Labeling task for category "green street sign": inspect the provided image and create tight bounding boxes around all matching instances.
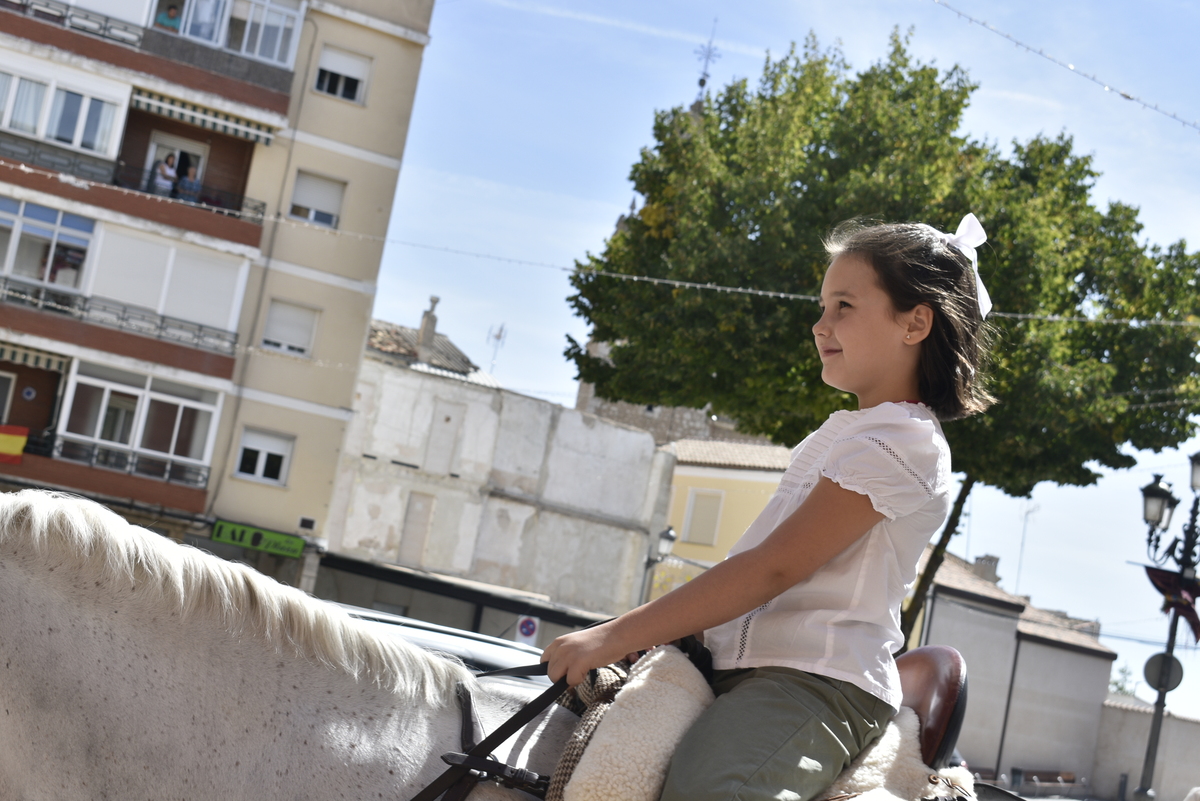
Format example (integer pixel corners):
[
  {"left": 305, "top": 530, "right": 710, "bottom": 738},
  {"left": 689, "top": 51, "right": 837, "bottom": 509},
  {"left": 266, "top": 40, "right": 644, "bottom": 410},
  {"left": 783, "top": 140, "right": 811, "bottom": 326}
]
[{"left": 212, "top": 519, "right": 306, "bottom": 559}]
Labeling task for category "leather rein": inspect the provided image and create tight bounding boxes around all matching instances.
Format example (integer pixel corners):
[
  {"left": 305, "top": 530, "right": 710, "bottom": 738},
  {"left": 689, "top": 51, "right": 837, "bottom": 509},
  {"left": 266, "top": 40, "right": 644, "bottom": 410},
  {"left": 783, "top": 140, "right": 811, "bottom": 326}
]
[{"left": 409, "top": 662, "right": 567, "bottom": 801}]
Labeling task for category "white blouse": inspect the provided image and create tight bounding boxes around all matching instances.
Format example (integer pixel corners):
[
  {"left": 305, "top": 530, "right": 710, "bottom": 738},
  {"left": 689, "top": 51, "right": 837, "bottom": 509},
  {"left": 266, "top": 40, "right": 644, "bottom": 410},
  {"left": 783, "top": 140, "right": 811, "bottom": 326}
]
[{"left": 704, "top": 401, "right": 951, "bottom": 710}]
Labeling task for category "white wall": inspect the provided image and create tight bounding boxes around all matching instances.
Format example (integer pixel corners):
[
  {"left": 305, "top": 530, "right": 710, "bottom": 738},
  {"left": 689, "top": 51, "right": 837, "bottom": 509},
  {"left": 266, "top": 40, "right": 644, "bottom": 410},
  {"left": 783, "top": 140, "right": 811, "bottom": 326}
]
[
  {"left": 1000, "top": 640, "right": 1110, "bottom": 781},
  {"left": 924, "top": 592, "right": 1020, "bottom": 770},
  {"left": 327, "top": 358, "right": 675, "bottom": 615},
  {"left": 1093, "top": 702, "right": 1200, "bottom": 801}
]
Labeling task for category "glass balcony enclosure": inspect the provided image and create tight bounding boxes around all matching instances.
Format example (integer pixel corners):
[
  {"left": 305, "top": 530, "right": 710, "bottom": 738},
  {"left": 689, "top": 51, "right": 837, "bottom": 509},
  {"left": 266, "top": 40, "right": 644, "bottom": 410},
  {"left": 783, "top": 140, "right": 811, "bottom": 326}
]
[
  {"left": 150, "top": 0, "right": 303, "bottom": 68},
  {"left": 59, "top": 361, "right": 221, "bottom": 488},
  {"left": 0, "top": 68, "right": 123, "bottom": 161}
]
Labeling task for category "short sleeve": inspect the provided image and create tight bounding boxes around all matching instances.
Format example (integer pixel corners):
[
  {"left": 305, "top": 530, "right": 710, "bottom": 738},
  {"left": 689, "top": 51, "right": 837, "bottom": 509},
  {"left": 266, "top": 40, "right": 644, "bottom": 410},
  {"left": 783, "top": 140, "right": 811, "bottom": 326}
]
[{"left": 819, "top": 404, "right": 947, "bottom": 520}]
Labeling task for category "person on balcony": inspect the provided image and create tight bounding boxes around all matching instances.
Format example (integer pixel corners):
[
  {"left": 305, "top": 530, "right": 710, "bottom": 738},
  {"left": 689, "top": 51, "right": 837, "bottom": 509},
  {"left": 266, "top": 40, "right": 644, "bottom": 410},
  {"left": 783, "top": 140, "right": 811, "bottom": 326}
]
[
  {"left": 177, "top": 166, "right": 202, "bottom": 204},
  {"left": 154, "top": 4, "right": 181, "bottom": 32},
  {"left": 151, "top": 154, "right": 177, "bottom": 197}
]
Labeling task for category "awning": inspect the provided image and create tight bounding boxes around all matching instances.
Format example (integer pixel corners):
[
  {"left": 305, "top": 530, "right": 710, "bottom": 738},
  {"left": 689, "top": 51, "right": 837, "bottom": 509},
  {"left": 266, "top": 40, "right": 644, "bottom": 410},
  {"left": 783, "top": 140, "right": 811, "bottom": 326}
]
[
  {"left": 0, "top": 343, "right": 68, "bottom": 373},
  {"left": 131, "top": 89, "right": 276, "bottom": 145}
]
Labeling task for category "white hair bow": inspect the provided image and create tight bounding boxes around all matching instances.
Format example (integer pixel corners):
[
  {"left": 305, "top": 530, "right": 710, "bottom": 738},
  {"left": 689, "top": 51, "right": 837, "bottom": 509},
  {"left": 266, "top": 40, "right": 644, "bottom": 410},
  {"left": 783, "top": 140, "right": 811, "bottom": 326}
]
[{"left": 939, "top": 213, "right": 991, "bottom": 318}]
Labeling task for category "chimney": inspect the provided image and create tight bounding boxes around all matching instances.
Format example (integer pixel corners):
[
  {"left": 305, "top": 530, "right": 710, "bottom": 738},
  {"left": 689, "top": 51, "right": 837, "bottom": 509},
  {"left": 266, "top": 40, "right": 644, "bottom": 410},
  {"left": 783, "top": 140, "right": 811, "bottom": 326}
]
[
  {"left": 417, "top": 295, "right": 439, "bottom": 363},
  {"left": 972, "top": 554, "right": 1000, "bottom": 583}
]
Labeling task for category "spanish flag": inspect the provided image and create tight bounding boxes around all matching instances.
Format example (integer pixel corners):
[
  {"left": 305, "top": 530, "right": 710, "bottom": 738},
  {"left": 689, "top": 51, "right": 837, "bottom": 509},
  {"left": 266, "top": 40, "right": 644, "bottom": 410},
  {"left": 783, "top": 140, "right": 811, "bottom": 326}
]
[{"left": 0, "top": 425, "right": 28, "bottom": 465}]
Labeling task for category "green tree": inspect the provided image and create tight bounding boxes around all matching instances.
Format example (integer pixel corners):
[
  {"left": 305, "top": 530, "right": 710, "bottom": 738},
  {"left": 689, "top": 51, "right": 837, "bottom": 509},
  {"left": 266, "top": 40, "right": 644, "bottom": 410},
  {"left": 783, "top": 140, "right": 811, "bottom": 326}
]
[
  {"left": 567, "top": 35, "right": 1200, "bottom": 638},
  {"left": 1110, "top": 663, "right": 1136, "bottom": 697}
]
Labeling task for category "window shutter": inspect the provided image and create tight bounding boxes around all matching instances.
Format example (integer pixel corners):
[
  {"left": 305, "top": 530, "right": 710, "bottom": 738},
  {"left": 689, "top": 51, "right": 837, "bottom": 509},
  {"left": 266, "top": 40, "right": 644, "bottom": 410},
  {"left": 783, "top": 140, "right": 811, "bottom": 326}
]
[
  {"left": 318, "top": 47, "right": 370, "bottom": 81},
  {"left": 263, "top": 301, "right": 317, "bottom": 354},
  {"left": 292, "top": 172, "right": 344, "bottom": 216}
]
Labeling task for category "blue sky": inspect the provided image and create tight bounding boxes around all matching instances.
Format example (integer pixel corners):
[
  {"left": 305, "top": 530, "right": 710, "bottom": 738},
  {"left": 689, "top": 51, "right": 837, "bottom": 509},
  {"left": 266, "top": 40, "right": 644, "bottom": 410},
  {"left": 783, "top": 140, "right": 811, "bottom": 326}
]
[{"left": 374, "top": 0, "right": 1200, "bottom": 718}]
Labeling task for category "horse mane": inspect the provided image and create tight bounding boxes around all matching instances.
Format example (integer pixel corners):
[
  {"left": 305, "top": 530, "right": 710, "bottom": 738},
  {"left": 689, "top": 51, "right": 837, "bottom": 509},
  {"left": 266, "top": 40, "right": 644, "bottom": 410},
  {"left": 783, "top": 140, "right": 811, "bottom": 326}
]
[{"left": 0, "top": 489, "right": 473, "bottom": 705}]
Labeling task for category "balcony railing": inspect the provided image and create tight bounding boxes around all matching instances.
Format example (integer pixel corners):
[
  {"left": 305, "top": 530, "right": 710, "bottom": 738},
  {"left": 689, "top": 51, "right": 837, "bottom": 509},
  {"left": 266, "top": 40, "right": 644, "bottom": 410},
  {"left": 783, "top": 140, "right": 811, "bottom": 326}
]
[
  {"left": 0, "top": 0, "right": 143, "bottom": 46},
  {"left": 112, "top": 164, "right": 266, "bottom": 225},
  {"left": 0, "top": 275, "right": 238, "bottom": 356},
  {"left": 55, "top": 433, "right": 210, "bottom": 488},
  {"left": 0, "top": 130, "right": 115, "bottom": 183}
]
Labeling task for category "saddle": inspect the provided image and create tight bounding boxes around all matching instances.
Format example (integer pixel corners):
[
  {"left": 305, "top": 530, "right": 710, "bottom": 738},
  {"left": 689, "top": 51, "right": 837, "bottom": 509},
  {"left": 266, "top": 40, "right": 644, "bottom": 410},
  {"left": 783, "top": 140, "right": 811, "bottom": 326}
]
[{"left": 413, "top": 644, "right": 971, "bottom": 801}]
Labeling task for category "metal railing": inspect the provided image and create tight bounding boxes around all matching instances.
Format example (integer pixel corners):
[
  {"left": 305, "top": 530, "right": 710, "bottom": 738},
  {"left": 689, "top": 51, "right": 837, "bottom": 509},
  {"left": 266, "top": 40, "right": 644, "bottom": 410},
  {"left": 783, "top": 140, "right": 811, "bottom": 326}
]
[
  {"left": 0, "top": 275, "right": 238, "bottom": 356},
  {"left": 0, "top": 0, "right": 143, "bottom": 46},
  {"left": 0, "top": 131, "right": 115, "bottom": 183},
  {"left": 112, "top": 163, "right": 267, "bottom": 224},
  {"left": 55, "top": 434, "right": 211, "bottom": 489}
]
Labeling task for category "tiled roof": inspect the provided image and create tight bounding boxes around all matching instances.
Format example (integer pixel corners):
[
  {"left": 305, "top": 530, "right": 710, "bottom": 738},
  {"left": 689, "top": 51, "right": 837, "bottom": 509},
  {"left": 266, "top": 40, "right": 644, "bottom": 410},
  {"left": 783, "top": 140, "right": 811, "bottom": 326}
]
[
  {"left": 1018, "top": 606, "right": 1115, "bottom": 657},
  {"left": 669, "top": 439, "right": 791, "bottom": 471},
  {"left": 923, "top": 549, "right": 1027, "bottom": 608},
  {"left": 368, "top": 319, "right": 478, "bottom": 375},
  {"left": 926, "top": 550, "right": 1115, "bottom": 657}
]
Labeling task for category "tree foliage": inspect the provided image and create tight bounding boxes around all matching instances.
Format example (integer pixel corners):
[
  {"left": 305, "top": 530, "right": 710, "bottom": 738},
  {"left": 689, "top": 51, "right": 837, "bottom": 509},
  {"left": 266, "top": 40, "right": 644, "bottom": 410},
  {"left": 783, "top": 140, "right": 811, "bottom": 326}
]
[{"left": 566, "top": 34, "right": 1200, "bottom": 636}]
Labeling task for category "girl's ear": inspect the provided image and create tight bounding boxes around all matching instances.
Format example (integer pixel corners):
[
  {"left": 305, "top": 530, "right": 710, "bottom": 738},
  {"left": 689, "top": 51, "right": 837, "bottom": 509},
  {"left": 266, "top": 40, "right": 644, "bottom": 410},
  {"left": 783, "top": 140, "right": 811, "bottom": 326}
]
[{"left": 905, "top": 304, "right": 933, "bottom": 344}]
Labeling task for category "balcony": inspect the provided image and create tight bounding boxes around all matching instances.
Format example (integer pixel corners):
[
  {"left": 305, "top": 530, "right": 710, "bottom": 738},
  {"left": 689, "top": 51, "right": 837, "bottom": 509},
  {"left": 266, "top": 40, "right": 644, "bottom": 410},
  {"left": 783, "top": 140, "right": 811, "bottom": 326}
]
[
  {"left": 1, "top": 275, "right": 238, "bottom": 356},
  {"left": 0, "top": 0, "right": 296, "bottom": 92},
  {"left": 55, "top": 433, "right": 210, "bottom": 488},
  {"left": 112, "top": 163, "right": 266, "bottom": 222}
]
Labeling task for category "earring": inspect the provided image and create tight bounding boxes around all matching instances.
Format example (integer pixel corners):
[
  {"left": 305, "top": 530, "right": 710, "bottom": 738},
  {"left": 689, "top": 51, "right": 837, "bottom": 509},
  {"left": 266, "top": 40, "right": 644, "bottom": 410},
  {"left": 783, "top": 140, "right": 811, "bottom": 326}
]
[{"left": 906, "top": 334, "right": 911, "bottom": 340}]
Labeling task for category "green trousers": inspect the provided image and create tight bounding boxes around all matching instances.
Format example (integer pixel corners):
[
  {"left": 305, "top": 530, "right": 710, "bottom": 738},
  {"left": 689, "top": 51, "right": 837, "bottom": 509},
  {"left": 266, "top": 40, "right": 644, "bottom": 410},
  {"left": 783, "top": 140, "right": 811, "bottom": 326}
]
[{"left": 659, "top": 666, "right": 894, "bottom": 801}]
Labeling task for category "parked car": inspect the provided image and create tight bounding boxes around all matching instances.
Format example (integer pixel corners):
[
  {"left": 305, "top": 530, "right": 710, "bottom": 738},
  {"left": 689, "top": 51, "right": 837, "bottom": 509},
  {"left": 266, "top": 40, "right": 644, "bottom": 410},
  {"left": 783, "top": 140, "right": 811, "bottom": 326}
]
[{"left": 337, "top": 604, "right": 551, "bottom": 686}]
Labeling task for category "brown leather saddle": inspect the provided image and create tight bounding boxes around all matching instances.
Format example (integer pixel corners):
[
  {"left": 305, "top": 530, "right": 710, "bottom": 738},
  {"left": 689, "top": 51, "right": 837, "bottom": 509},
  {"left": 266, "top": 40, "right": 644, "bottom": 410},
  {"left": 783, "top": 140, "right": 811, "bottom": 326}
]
[{"left": 895, "top": 644, "right": 969, "bottom": 770}]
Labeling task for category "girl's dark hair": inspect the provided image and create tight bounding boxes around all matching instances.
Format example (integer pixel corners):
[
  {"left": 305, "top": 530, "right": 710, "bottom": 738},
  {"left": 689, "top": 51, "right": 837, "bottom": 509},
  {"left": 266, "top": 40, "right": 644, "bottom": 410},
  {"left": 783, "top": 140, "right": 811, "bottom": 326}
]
[{"left": 824, "top": 219, "right": 994, "bottom": 421}]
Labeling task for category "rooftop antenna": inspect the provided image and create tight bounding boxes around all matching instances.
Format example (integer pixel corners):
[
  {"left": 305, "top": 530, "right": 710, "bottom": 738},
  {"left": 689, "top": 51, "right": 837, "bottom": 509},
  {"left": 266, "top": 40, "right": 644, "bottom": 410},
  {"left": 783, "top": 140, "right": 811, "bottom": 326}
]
[
  {"left": 486, "top": 323, "right": 507, "bottom": 373},
  {"left": 694, "top": 18, "right": 720, "bottom": 102}
]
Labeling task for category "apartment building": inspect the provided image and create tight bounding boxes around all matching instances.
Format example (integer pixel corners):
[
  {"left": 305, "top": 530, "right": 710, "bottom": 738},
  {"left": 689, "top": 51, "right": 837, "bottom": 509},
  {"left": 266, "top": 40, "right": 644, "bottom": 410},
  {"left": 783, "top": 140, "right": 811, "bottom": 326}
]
[{"left": 0, "top": 0, "right": 432, "bottom": 586}]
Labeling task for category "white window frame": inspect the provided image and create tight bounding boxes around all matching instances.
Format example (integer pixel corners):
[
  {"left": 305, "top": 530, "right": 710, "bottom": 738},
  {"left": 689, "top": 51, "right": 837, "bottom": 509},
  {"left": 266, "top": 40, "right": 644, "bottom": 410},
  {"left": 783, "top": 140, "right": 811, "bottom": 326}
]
[
  {"left": 0, "top": 198, "right": 96, "bottom": 292},
  {"left": 314, "top": 46, "right": 371, "bottom": 104},
  {"left": 682, "top": 488, "right": 724, "bottom": 546},
  {"left": 155, "top": 0, "right": 303, "bottom": 69},
  {"left": 235, "top": 427, "right": 294, "bottom": 485},
  {"left": 56, "top": 361, "right": 222, "bottom": 470},
  {"left": 0, "top": 69, "right": 124, "bottom": 159},
  {"left": 0, "top": 369, "right": 15, "bottom": 424},
  {"left": 289, "top": 170, "right": 345, "bottom": 229}
]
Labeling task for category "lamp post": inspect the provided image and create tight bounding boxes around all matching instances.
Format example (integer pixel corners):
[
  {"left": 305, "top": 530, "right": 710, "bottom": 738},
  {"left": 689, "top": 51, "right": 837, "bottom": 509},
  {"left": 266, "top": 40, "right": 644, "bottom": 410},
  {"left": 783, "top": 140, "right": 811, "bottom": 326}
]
[
  {"left": 640, "top": 526, "right": 677, "bottom": 605},
  {"left": 1132, "top": 454, "right": 1200, "bottom": 801}
]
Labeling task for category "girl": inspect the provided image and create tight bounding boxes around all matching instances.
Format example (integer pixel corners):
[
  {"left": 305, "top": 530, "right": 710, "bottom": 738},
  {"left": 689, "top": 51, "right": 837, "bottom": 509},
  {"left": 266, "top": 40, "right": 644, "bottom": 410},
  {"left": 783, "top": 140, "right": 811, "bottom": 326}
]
[{"left": 542, "top": 214, "right": 993, "bottom": 801}]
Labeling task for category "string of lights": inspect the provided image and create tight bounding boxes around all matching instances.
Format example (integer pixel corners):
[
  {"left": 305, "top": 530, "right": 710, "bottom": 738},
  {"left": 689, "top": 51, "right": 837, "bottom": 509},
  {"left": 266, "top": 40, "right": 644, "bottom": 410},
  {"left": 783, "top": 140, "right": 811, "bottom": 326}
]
[
  {"left": 3, "top": 157, "right": 1199, "bottom": 329},
  {"left": 929, "top": 0, "right": 1200, "bottom": 134}
]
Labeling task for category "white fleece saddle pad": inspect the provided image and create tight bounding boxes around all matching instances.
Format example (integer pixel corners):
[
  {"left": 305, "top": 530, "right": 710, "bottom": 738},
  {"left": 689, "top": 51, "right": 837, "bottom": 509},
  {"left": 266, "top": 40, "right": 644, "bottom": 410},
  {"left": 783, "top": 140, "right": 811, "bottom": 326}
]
[{"left": 563, "top": 647, "right": 974, "bottom": 801}]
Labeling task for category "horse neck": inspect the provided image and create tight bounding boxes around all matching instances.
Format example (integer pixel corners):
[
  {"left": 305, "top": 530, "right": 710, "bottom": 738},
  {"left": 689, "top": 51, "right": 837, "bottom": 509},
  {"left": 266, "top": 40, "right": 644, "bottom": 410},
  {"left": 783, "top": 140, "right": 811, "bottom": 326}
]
[{"left": 0, "top": 547, "right": 476, "bottom": 799}]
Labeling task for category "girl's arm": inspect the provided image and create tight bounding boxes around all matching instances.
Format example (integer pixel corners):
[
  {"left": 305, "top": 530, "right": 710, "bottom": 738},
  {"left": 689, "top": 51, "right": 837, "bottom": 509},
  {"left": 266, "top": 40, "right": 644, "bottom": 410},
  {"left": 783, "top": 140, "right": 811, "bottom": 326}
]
[{"left": 542, "top": 476, "right": 886, "bottom": 685}]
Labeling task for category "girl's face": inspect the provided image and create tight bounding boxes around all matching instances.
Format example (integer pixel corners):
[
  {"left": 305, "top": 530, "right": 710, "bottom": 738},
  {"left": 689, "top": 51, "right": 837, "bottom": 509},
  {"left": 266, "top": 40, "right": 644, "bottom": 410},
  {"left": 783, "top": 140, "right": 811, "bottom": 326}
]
[{"left": 813, "top": 254, "right": 926, "bottom": 408}]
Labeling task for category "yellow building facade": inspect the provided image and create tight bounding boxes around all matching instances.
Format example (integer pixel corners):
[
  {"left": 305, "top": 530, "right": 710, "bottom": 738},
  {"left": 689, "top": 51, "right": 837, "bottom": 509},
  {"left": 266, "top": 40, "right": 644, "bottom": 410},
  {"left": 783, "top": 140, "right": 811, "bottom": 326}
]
[{"left": 650, "top": 439, "right": 789, "bottom": 599}]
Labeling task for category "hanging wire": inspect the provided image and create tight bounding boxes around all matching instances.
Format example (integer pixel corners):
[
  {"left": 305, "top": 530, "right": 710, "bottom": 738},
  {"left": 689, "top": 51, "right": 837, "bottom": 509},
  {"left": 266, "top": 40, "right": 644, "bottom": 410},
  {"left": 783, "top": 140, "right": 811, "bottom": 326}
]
[
  {"left": 929, "top": 0, "right": 1200, "bottom": 134},
  {"left": 3, "top": 158, "right": 1199, "bottom": 328}
]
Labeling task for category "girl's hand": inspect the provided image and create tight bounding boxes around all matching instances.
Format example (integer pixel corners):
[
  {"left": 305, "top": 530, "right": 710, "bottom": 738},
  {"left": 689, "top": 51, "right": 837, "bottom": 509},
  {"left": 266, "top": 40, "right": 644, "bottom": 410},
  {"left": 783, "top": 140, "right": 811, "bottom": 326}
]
[{"left": 541, "top": 622, "right": 635, "bottom": 687}]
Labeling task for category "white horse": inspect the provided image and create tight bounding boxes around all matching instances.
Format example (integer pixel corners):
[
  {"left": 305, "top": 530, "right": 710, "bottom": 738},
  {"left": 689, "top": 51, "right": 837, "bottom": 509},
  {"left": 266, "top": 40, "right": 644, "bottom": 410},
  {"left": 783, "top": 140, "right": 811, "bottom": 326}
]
[{"left": 0, "top": 490, "right": 574, "bottom": 800}]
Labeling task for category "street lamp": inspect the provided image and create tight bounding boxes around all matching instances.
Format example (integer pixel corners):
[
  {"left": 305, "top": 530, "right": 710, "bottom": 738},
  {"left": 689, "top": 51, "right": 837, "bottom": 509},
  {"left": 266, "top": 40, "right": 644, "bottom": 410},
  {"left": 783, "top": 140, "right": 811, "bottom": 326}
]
[
  {"left": 640, "top": 526, "right": 677, "bottom": 604},
  {"left": 1133, "top": 457, "right": 1200, "bottom": 801}
]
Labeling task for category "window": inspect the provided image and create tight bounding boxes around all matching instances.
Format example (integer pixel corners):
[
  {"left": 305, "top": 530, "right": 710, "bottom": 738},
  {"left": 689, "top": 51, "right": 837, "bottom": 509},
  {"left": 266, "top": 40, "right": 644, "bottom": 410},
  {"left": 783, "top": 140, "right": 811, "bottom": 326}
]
[
  {"left": 289, "top": 172, "right": 344, "bottom": 228},
  {"left": 154, "top": 0, "right": 301, "bottom": 66},
  {"left": 236, "top": 428, "right": 293, "bottom": 483},
  {"left": 261, "top": 300, "right": 317, "bottom": 356},
  {"left": 47, "top": 89, "right": 116, "bottom": 153},
  {"left": 682, "top": 489, "right": 723, "bottom": 546},
  {"left": 59, "top": 362, "right": 219, "bottom": 485},
  {"left": 0, "top": 70, "right": 118, "bottom": 154},
  {"left": 0, "top": 199, "right": 94, "bottom": 290},
  {"left": 9, "top": 77, "right": 45, "bottom": 135},
  {"left": 0, "top": 371, "right": 14, "bottom": 423},
  {"left": 225, "top": 0, "right": 301, "bottom": 65},
  {"left": 315, "top": 47, "right": 370, "bottom": 103}
]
